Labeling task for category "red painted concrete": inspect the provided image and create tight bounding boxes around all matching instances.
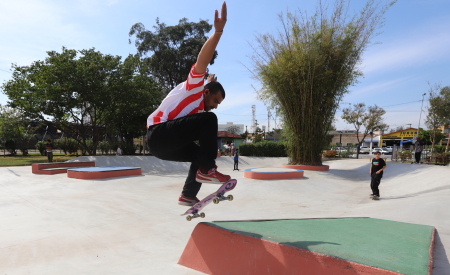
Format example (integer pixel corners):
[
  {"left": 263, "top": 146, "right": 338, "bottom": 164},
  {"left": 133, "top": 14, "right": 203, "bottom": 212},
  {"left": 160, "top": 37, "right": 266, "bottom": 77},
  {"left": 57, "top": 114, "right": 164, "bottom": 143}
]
[
  {"left": 32, "top": 162, "right": 95, "bottom": 174},
  {"left": 282, "top": 164, "right": 329, "bottom": 171},
  {"left": 429, "top": 228, "right": 436, "bottom": 275},
  {"left": 244, "top": 169, "right": 304, "bottom": 180},
  {"left": 67, "top": 168, "right": 141, "bottom": 179},
  {"left": 178, "top": 223, "right": 402, "bottom": 275}
]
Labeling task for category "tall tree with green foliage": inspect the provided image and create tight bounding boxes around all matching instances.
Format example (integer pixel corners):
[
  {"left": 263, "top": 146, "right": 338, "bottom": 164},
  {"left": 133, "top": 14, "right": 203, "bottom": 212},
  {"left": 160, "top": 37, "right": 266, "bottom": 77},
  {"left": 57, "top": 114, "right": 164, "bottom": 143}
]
[
  {"left": 0, "top": 105, "right": 38, "bottom": 155},
  {"left": 341, "top": 103, "right": 388, "bottom": 158},
  {"left": 433, "top": 86, "right": 450, "bottom": 152},
  {"left": 426, "top": 84, "right": 450, "bottom": 153},
  {"left": 103, "top": 54, "right": 162, "bottom": 154},
  {"left": 252, "top": 0, "right": 396, "bottom": 165},
  {"left": 1, "top": 48, "right": 161, "bottom": 155},
  {"left": 129, "top": 18, "right": 217, "bottom": 94}
]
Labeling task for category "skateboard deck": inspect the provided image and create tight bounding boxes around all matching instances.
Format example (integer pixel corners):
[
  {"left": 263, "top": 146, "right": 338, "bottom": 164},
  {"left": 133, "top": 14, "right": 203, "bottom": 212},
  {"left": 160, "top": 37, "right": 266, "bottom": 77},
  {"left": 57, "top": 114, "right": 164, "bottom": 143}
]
[
  {"left": 370, "top": 195, "right": 380, "bottom": 200},
  {"left": 181, "top": 179, "right": 237, "bottom": 221}
]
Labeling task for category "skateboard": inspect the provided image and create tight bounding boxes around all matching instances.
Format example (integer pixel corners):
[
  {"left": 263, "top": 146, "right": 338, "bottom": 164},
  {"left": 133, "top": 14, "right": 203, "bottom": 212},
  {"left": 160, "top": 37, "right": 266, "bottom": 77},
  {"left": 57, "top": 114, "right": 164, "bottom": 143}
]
[
  {"left": 370, "top": 195, "right": 380, "bottom": 200},
  {"left": 181, "top": 179, "right": 237, "bottom": 221}
]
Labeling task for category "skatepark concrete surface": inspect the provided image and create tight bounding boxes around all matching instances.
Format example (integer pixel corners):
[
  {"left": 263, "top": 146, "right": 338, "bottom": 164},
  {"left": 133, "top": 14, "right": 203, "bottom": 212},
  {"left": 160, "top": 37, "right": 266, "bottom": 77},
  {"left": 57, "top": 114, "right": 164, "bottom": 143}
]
[{"left": 1, "top": 156, "right": 449, "bottom": 274}]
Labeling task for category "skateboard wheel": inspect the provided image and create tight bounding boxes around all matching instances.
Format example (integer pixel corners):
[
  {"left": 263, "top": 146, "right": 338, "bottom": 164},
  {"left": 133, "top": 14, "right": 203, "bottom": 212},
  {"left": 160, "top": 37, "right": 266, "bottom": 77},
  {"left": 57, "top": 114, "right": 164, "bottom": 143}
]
[
  {"left": 227, "top": 195, "right": 233, "bottom": 201},
  {"left": 213, "top": 198, "right": 220, "bottom": 204},
  {"left": 200, "top": 212, "right": 206, "bottom": 218},
  {"left": 186, "top": 215, "right": 192, "bottom": 221}
]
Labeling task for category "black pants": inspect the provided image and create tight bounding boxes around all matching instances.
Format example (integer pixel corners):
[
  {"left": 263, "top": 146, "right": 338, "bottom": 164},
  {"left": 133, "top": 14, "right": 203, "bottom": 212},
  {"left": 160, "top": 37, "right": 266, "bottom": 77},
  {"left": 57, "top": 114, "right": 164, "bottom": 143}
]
[
  {"left": 371, "top": 173, "right": 382, "bottom": 197},
  {"left": 47, "top": 151, "right": 53, "bottom": 162},
  {"left": 146, "top": 112, "right": 218, "bottom": 198},
  {"left": 233, "top": 159, "right": 239, "bottom": 170},
  {"left": 415, "top": 152, "right": 421, "bottom": 163}
]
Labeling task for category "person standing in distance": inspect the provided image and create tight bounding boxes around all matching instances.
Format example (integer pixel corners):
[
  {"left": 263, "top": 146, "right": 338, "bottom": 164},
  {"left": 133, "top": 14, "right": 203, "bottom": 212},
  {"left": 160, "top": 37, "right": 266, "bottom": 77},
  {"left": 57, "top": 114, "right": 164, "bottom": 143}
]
[
  {"left": 413, "top": 137, "right": 423, "bottom": 164},
  {"left": 146, "top": 2, "right": 236, "bottom": 206},
  {"left": 370, "top": 151, "right": 386, "bottom": 200},
  {"left": 46, "top": 139, "right": 53, "bottom": 162},
  {"left": 233, "top": 148, "right": 239, "bottom": 171}
]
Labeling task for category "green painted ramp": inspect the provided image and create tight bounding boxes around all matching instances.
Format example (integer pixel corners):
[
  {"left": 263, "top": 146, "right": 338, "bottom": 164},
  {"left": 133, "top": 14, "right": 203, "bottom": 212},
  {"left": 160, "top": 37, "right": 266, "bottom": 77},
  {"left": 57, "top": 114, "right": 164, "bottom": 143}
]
[{"left": 208, "top": 218, "right": 435, "bottom": 275}]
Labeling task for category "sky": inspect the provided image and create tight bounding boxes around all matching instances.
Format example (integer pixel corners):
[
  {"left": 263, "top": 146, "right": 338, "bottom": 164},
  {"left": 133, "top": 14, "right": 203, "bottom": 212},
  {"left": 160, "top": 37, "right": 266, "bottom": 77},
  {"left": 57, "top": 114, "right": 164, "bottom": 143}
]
[{"left": 1, "top": 0, "right": 449, "bottom": 133}]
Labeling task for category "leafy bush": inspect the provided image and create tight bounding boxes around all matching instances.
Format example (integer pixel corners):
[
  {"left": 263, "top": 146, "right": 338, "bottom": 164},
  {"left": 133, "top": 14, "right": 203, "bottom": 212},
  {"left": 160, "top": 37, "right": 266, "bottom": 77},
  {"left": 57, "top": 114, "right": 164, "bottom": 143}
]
[
  {"left": 35, "top": 140, "right": 47, "bottom": 156},
  {"left": 239, "top": 141, "right": 287, "bottom": 157},
  {"left": 55, "top": 138, "right": 79, "bottom": 154},
  {"left": 322, "top": 150, "right": 337, "bottom": 158},
  {"left": 397, "top": 150, "right": 413, "bottom": 162},
  {"left": 433, "top": 145, "right": 446, "bottom": 153},
  {"left": 5, "top": 140, "right": 16, "bottom": 155},
  {"left": 98, "top": 140, "right": 112, "bottom": 155},
  {"left": 339, "top": 151, "right": 349, "bottom": 158}
]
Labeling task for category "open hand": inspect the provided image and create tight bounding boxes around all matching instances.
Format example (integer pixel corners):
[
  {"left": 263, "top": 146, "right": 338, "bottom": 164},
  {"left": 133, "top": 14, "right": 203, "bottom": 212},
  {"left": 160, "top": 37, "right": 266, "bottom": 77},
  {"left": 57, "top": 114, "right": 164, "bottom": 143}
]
[
  {"left": 207, "top": 74, "right": 217, "bottom": 82},
  {"left": 214, "top": 2, "right": 227, "bottom": 32}
]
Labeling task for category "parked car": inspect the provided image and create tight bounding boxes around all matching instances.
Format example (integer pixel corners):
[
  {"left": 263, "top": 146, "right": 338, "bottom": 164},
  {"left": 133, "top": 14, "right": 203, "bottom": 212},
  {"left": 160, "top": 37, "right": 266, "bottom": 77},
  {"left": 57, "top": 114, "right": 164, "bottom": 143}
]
[
  {"left": 372, "top": 148, "right": 390, "bottom": 154},
  {"left": 383, "top": 146, "right": 393, "bottom": 153},
  {"left": 359, "top": 146, "right": 370, "bottom": 154},
  {"left": 335, "top": 147, "right": 348, "bottom": 152}
]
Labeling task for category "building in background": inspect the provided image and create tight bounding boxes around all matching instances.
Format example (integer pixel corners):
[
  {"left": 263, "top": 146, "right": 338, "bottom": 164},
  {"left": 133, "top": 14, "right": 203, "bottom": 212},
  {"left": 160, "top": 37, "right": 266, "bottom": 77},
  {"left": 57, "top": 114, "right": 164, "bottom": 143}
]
[{"left": 218, "top": 122, "right": 244, "bottom": 135}]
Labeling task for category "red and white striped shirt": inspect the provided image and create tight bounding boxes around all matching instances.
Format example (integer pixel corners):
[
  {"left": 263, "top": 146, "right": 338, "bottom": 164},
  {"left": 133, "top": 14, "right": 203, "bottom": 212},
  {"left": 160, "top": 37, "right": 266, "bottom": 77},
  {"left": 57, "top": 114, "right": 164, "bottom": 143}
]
[{"left": 147, "top": 64, "right": 206, "bottom": 128}]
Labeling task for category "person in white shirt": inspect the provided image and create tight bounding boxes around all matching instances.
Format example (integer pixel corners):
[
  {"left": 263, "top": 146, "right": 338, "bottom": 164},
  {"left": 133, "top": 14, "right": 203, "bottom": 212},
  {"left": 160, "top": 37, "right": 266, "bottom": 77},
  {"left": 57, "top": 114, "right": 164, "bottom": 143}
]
[
  {"left": 116, "top": 145, "right": 122, "bottom": 156},
  {"left": 146, "top": 2, "right": 235, "bottom": 207}
]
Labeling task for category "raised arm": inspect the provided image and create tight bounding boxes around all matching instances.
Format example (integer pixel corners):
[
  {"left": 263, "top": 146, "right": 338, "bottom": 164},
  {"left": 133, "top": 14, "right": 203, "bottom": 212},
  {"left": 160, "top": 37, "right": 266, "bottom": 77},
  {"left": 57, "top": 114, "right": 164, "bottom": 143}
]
[{"left": 194, "top": 1, "right": 227, "bottom": 74}]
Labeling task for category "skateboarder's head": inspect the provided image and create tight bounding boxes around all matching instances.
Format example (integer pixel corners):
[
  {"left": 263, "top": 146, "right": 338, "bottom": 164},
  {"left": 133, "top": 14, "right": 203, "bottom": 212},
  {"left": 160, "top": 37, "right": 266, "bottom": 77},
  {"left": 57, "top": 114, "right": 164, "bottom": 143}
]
[
  {"left": 203, "top": 81, "right": 225, "bottom": 111},
  {"left": 374, "top": 151, "right": 381, "bottom": 158}
]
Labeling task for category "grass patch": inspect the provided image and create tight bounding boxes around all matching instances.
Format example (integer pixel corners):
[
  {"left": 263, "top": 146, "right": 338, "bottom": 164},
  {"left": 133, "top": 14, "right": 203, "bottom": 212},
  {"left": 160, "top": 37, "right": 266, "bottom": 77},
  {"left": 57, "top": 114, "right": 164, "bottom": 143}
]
[{"left": 0, "top": 154, "right": 78, "bottom": 166}]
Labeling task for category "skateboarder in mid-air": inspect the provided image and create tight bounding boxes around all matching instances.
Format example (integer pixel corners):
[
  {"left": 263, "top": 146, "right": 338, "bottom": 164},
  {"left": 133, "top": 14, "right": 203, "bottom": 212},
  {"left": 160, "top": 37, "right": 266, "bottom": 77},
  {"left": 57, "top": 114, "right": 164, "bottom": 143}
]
[
  {"left": 146, "top": 2, "right": 235, "bottom": 206},
  {"left": 370, "top": 151, "right": 386, "bottom": 200}
]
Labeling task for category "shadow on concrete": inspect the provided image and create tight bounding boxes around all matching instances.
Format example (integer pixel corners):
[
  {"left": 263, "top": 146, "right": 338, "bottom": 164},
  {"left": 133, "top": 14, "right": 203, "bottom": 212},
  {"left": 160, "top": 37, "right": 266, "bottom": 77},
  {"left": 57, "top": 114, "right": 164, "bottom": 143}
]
[
  {"left": 383, "top": 185, "right": 450, "bottom": 201},
  {"left": 433, "top": 230, "right": 450, "bottom": 274},
  {"left": 190, "top": 227, "right": 365, "bottom": 274},
  {"left": 6, "top": 168, "right": 21, "bottom": 177}
]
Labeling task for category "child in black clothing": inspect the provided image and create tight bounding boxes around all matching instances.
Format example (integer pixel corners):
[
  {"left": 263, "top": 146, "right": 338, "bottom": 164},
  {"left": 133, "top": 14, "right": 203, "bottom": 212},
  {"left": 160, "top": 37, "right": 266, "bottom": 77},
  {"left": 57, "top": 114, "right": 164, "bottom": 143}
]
[{"left": 370, "top": 151, "right": 386, "bottom": 200}]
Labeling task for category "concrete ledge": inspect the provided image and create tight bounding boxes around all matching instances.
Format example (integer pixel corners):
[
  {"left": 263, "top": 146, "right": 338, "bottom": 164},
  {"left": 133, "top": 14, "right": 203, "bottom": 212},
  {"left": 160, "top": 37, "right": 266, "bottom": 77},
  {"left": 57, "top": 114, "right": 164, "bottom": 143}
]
[
  {"left": 179, "top": 218, "right": 435, "bottom": 275},
  {"left": 32, "top": 162, "right": 95, "bottom": 174},
  {"left": 282, "top": 164, "right": 329, "bottom": 171},
  {"left": 244, "top": 167, "right": 304, "bottom": 180},
  {"left": 67, "top": 166, "right": 141, "bottom": 179}
]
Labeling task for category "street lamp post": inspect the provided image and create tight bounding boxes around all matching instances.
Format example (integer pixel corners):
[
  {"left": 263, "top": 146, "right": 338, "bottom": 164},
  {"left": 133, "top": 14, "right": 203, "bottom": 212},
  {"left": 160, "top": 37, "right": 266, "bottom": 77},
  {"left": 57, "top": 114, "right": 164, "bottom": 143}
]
[
  {"left": 417, "top": 93, "right": 427, "bottom": 137},
  {"left": 338, "top": 131, "right": 342, "bottom": 158}
]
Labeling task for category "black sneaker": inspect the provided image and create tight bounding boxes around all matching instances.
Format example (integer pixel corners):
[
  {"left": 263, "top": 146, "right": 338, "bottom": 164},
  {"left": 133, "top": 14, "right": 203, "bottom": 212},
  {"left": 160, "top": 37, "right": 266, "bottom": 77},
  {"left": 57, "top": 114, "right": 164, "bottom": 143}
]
[{"left": 372, "top": 195, "right": 380, "bottom": 200}]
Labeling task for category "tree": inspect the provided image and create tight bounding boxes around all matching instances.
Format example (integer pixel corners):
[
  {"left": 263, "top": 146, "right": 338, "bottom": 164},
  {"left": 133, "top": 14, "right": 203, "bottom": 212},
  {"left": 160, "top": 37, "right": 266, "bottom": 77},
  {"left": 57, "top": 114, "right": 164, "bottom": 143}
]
[
  {"left": 252, "top": 0, "right": 396, "bottom": 165},
  {"left": 226, "top": 125, "right": 240, "bottom": 135},
  {"left": 252, "top": 127, "right": 264, "bottom": 143},
  {"left": 341, "top": 103, "right": 388, "bottom": 158},
  {"left": 102, "top": 54, "right": 162, "bottom": 154},
  {"left": 434, "top": 86, "right": 450, "bottom": 152},
  {"left": 129, "top": 18, "right": 217, "bottom": 94},
  {"left": 426, "top": 85, "right": 448, "bottom": 153},
  {"left": 0, "top": 105, "right": 38, "bottom": 155},
  {"left": 1, "top": 47, "right": 161, "bottom": 155},
  {"left": 418, "top": 129, "right": 445, "bottom": 145}
]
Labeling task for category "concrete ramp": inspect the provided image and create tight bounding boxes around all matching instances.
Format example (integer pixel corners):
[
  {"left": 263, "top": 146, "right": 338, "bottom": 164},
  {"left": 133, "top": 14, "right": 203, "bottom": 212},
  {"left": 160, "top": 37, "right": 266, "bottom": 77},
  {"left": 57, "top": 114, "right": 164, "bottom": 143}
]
[{"left": 179, "top": 218, "right": 435, "bottom": 275}]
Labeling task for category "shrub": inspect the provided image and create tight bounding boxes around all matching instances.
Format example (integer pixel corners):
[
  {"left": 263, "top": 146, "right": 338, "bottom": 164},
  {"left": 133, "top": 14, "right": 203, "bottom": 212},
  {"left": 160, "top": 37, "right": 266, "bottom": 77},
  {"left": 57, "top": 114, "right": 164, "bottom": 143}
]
[
  {"left": 239, "top": 141, "right": 287, "bottom": 157},
  {"left": 322, "top": 150, "right": 337, "bottom": 158},
  {"left": 397, "top": 150, "right": 413, "bottom": 162},
  {"left": 55, "top": 138, "right": 79, "bottom": 154},
  {"left": 433, "top": 145, "right": 445, "bottom": 153},
  {"left": 98, "top": 140, "right": 112, "bottom": 155},
  {"left": 5, "top": 140, "right": 16, "bottom": 155},
  {"left": 35, "top": 140, "right": 47, "bottom": 156}
]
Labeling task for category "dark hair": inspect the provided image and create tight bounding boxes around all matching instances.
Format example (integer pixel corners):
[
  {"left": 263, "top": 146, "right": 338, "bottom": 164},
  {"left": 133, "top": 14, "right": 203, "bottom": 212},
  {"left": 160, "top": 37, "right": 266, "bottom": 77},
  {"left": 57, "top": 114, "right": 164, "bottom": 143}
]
[
  {"left": 47, "top": 139, "right": 51, "bottom": 142},
  {"left": 374, "top": 151, "right": 381, "bottom": 155},
  {"left": 204, "top": 81, "right": 225, "bottom": 99}
]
